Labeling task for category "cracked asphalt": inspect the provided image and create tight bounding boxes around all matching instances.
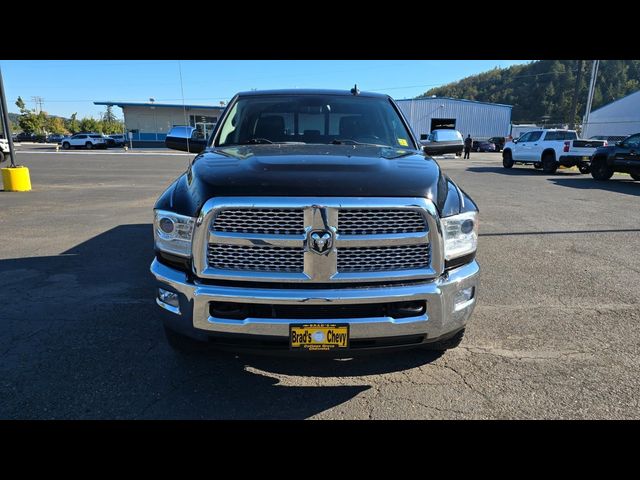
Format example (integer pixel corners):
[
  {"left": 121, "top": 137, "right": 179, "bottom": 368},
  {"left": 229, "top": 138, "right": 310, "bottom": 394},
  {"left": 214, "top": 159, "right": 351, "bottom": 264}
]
[{"left": 1, "top": 149, "right": 639, "bottom": 419}]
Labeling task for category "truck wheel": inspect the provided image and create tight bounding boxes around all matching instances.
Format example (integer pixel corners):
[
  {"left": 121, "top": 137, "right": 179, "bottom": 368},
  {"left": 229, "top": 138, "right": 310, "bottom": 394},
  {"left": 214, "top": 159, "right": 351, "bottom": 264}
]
[
  {"left": 62, "top": 142, "right": 70, "bottom": 150},
  {"left": 502, "top": 151, "right": 514, "bottom": 169},
  {"left": 542, "top": 153, "right": 558, "bottom": 174},
  {"left": 591, "top": 156, "right": 614, "bottom": 181},
  {"left": 422, "top": 329, "right": 465, "bottom": 352},
  {"left": 630, "top": 174, "right": 640, "bottom": 181},
  {"left": 85, "top": 142, "right": 93, "bottom": 150},
  {"left": 163, "top": 325, "right": 209, "bottom": 353},
  {"left": 578, "top": 165, "right": 590, "bottom": 174},
  {"left": 533, "top": 163, "right": 542, "bottom": 169}
]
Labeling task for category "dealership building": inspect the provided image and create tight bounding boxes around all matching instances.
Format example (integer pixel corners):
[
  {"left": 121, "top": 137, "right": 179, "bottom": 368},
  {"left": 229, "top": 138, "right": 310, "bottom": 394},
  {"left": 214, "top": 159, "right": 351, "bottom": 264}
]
[
  {"left": 395, "top": 97, "right": 513, "bottom": 140},
  {"left": 94, "top": 101, "right": 225, "bottom": 146},
  {"left": 582, "top": 89, "right": 640, "bottom": 140}
]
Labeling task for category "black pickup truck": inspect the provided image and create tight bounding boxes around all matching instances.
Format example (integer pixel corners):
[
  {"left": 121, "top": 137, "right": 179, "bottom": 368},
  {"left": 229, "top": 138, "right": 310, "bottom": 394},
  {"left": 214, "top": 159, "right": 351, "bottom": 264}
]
[
  {"left": 155, "top": 89, "right": 480, "bottom": 355},
  {"left": 590, "top": 132, "right": 640, "bottom": 181}
]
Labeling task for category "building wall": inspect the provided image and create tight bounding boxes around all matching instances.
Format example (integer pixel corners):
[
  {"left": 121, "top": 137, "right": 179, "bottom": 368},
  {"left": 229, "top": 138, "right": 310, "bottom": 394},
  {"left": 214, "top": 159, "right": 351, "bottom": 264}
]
[
  {"left": 396, "top": 98, "right": 512, "bottom": 140},
  {"left": 582, "top": 90, "right": 640, "bottom": 138},
  {"left": 123, "top": 106, "right": 223, "bottom": 141}
]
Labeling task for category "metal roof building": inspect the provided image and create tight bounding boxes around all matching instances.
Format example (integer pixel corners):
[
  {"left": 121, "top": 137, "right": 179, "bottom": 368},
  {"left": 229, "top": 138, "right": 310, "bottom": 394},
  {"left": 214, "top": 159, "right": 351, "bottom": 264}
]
[
  {"left": 395, "top": 97, "right": 513, "bottom": 140},
  {"left": 94, "top": 101, "right": 225, "bottom": 146},
  {"left": 582, "top": 90, "right": 640, "bottom": 139}
]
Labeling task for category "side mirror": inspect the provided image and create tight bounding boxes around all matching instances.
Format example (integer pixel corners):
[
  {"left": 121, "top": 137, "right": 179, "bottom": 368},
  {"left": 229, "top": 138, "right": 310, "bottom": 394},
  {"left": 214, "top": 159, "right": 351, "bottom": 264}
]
[{"left": 165, "top": 126, "right": 208, "bottom": 153}]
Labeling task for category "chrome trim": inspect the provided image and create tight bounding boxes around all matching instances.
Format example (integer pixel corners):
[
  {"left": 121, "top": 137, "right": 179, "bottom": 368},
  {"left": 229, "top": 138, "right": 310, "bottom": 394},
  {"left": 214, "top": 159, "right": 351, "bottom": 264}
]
[
  {"left": 156, "top": 297, "right": 181, "bottom": 315},
  {"left": 191, "top": 197, "right": 444, "bottom": 283},
  {"left": 151, "top": 258, "right": 479, "bottom": 339}
]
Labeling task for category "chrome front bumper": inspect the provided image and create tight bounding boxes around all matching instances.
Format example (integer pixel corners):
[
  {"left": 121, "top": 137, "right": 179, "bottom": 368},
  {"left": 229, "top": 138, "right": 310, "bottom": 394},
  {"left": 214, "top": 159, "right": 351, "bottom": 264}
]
[{"left": 150, "top": 258, "right": 479, "bottom": 343}]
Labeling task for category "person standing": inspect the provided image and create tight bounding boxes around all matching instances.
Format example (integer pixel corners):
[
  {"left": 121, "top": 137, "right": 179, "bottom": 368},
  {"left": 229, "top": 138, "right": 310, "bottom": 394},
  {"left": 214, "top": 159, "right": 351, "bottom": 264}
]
[{"left": 464, "top": 134, "right": 473, "bottom": 159}]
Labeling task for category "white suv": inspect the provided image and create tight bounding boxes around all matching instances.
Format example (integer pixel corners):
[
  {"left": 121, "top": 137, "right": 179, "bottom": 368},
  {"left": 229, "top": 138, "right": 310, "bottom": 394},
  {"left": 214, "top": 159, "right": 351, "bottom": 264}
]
[{"left": 61, "top": 133, "right": 107, "bottom": 150}]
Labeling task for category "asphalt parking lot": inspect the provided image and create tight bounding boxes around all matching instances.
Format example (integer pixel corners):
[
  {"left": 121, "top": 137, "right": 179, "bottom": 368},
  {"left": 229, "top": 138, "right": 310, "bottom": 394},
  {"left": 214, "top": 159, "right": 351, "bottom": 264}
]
[{"left": 1, "top": 149, "right": 639, "bottom": 419}]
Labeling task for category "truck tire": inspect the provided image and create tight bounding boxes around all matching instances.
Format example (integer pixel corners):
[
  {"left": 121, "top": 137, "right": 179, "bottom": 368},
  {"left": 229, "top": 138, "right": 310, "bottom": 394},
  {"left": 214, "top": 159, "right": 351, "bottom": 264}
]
[
  {"left": 422, "top": 329, "right": 465, "bottom": 352},
  {"left": 578, "top": 164, "right": 590, "bottom": 174},
  {"left": 591, "top": 156, "right": 614, "bottom": 181},
  {"left": 502, "top": 151, "right": 514, "bottom": 169},
  {"left": 85, "top": 142, "right": 93, "bottom": 150},
  {"left": 630, "top": 174, "right": 640, "bottom": 181},
  {"left": 542, "top": 152, "right": 557, "bottom": 174},
  {"left": 62, "top": 142, "right": 70, "bottom": 150},
  {"left": 163, "top": 325, "right": 209, "bottom": 353},
  {"left": 533, "top": 163, "right": 542, "bottom": 169}
]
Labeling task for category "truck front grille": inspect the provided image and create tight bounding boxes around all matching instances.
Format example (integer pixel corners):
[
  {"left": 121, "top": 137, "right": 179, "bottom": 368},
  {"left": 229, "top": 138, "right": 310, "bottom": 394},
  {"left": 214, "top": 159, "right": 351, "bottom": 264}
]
[
  {"left": 207, "top": 244, "right": 304, "bottom": 273},
  {"left": 199, "top": 199, "right": 439, "bottom": 282},
  {"left": 213, "top": 208, "right": 304, "bottom": 235},
  {"left": 338, "top": 209, "right": 427, "bottom": 235},
  {"left": 338, "top": 244, "right": 430, "bottom": 272}
]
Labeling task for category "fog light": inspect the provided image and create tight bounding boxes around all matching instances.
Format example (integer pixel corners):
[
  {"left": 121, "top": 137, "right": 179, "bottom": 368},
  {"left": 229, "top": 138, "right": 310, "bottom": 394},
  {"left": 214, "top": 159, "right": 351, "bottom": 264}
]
[
  {"left": 158, "top": 288, "right": 179, "bottom": 308},
  {"left": 454, "top": 287, "right": 475, "bottom": 310}
]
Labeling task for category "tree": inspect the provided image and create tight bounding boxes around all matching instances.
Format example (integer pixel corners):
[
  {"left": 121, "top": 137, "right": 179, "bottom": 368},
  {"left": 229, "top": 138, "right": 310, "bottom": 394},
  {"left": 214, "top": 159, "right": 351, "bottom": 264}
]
[
  {"left": 46, "top": 116, "right": 67, "bottom": 135},
  {"left": 66, "top": 113, "right": 79, "bottom": 134},
  {"left": 79, "top": 116, "right": 99, "bottom": 133},
  {"left": 15, "top": 96, "right": 43, "bottom": 134}
]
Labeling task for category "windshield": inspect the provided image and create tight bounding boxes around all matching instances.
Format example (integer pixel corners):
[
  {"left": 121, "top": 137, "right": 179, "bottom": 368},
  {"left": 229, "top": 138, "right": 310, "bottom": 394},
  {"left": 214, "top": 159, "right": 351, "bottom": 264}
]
[
  {"left": 216, "top": 94, "right": 415, "bottom": 149},
  {"left": 435, "top": 130, "right": 462, "bottom": 141}
]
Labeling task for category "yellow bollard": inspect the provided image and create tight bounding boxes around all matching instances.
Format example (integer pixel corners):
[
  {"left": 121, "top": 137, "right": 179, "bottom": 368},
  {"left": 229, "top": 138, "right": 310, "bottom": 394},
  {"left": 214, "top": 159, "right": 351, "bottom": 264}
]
[{"left": 1, "top": 166, "right": 32, "bottom": 192}]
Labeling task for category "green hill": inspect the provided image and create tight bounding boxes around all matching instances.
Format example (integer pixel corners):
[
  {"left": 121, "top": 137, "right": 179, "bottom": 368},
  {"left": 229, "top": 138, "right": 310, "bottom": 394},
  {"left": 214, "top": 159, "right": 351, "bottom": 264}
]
[{"left": 419, "top": 60, "right": 640, "bottom": 125}]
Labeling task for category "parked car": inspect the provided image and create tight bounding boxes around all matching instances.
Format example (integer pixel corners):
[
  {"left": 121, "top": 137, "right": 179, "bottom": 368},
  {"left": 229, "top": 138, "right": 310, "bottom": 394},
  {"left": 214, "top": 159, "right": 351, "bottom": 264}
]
[
  {"left": 590, "top": 132, "right": 640, "bottom": 181},
  {"left": 502, "top": 129, "right": 607, "bottom": 173},
  {"left": 488, "top": 136, "right": 506, "bottom": 152},
  {"left": 46, "top": 134, "right": 66, "bottom": 143},
  {"left": 108, "top": 134, "right": 127, "bottom": 146},
  {"left": 60, "top": 133, "right": 108, "bottom": 150},
  {"left": 13, "top": 132, "right": 35, "bottom": 143},
  {"left": 472, "top": 140, "right": 496, "bottom": 152},
  {"left": 420, "top": 129, "right": 464, "bottom": 156},
  {"left": 154, "top": 88, "right": 480, "bottom": 354},
  {"left": 0, "top": 137, "right": 9, "bottom": 163}
]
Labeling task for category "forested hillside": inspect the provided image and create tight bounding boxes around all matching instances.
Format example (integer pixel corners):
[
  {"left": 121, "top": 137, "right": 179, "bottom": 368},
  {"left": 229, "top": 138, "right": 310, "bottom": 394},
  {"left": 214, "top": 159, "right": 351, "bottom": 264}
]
[{"left": 420, "top": 60, "right": 640, "bottom": 125}]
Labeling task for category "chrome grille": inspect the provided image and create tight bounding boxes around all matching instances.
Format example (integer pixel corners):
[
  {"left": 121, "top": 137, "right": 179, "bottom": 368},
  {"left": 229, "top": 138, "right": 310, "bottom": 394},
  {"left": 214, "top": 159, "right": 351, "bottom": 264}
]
[
  {"left": 196, "top": 198, "right": 441, "bottom": 282},
  {"left": 338, "top": 244, "right": 430, "bottom": 272},
  {"left": 213, "top": 209, "right": 304, "bottom": 235},
  {"left": 338, "top": 209, "right": 426, "bottom": 235},
  {"left": 207, "top": 244, "right": 304, "bottom": 272}
]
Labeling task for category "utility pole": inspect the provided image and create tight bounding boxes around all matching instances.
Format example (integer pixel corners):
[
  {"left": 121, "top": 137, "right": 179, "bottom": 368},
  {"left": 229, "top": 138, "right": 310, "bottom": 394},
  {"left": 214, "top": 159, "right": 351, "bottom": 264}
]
[
  {"left": 0, "top": 67, "right": 17, "bottom": 167},
  {"left": 31, "top": 95, "right": 44, "bottom": 113},
  {"left": 582, "top": 60, "right": 600, "bottom": 137},
  {"left": 568, "top": 60, "right": 584, "bottom": 130}
]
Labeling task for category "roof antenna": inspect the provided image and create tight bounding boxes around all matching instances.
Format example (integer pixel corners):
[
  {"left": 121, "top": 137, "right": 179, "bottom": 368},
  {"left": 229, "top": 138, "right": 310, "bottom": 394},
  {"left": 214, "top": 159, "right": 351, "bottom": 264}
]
[{"left": 350, "top": 84, "right": 360, "bottom": 95}]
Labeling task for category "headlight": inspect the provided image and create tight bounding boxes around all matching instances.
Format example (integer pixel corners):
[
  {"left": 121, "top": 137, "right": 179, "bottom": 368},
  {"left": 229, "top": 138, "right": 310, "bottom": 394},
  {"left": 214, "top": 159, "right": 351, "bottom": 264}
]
[
  {"left": 441, "top": 211, "right": 478, "bottom": 260},
  {"left": 154, "top": 210, "right": 195, "bottom": 257}
]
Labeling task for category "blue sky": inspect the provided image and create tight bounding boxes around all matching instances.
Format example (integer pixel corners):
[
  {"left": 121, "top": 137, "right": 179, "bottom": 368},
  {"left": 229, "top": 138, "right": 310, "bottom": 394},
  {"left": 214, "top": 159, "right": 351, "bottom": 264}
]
[{"left": 0, "top": 60, "right": 531, "bottom": 119}]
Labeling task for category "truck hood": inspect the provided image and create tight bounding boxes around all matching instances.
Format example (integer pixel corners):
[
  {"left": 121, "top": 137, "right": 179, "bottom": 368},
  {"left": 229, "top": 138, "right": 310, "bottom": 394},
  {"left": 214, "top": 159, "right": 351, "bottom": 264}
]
[{"left": 156, "top": 144, "right": 476, "bottom": 217}]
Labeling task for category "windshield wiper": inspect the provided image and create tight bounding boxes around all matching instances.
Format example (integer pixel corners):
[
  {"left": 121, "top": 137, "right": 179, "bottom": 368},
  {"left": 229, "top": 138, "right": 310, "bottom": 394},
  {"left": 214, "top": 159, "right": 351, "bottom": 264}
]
[
  {"left": 241, "top": 138, "right": 274, "bottom": 144},
  {"left": 331, "top": 139, "right": 390, "bottom": 147}
]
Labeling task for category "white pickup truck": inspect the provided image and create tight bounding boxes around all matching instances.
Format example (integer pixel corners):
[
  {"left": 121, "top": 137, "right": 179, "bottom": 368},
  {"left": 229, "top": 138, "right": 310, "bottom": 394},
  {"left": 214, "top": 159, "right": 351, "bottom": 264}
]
[{"left": 502, "top": 129, "right": 607, "bottom": 174}]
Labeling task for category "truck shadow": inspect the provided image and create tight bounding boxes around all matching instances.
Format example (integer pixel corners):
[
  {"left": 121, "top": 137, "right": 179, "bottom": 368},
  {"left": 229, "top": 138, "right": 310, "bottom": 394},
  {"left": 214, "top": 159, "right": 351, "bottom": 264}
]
[
  {"left": 548, "top": 177, "right": 640, "bottom": 197},
  {"left": 466, "top": 166, "right": 582, "bottom": 176},
  {"left": 0, "top": 224, "right": 441, "bottom": 420}
]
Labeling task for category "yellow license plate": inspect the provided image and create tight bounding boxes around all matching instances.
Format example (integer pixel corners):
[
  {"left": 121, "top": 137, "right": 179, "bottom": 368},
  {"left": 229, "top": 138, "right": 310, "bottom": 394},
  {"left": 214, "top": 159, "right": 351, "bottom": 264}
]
[{"left": 290, "top": 324, "right": 349, "bottom": 351}]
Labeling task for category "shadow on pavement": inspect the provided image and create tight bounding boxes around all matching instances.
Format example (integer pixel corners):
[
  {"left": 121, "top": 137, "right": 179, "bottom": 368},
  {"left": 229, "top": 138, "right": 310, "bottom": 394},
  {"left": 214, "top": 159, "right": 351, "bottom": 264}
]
[
  {"left": 0, "top": 224, "right": 440, "bottom": 419},
  {"left": 548, "top": 177, "right": 640, "bottom": 197},
  {"left": 466, "top": 166, "right": 582, "bottom": 176}
]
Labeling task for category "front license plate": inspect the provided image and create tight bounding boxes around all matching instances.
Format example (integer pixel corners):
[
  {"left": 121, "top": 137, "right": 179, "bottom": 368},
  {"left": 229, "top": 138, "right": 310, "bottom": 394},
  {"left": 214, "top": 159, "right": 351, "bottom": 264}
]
[{"left": 290, "top": 324, "right": 349, "bottom": 351}]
